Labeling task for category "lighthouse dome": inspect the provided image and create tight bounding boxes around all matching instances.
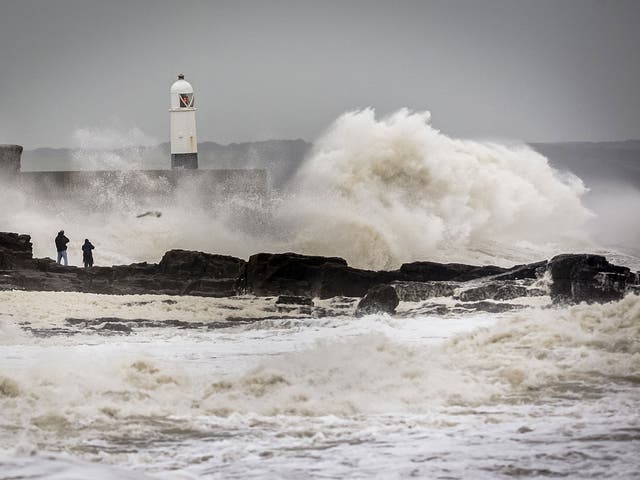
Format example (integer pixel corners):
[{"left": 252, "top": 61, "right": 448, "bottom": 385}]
[
  {"left": 170, "top": 74, "right": 195, "bottom": 109},
  {"left": 170, "top": 78, "right": 193, "bottom": 94}
]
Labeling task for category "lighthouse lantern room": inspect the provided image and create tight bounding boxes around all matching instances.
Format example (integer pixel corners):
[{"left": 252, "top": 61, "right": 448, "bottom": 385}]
[{"left": 170, "top": 74, "right": 198, "bottom": 169}]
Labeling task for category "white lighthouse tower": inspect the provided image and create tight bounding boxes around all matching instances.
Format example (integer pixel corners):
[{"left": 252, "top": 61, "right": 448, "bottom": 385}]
[{"left": 169, "top": 74, "right": 198, "bottom": 169}]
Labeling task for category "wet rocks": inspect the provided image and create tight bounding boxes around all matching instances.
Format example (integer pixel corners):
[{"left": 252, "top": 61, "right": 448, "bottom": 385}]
[
  {"left": 275, "top": 295, "right": 314, "bottom": 306},
  {"left": 355, "top": 284, "right": 400, "bottom": 317},
  {"left": 493, "top": 284, "right": 532, "bottom": 301},
  {"left": 0, "top": 232, "right": 34, "bottom": 269},
  {"left": 2, "top": 229, "right": 638, "bottom": 306},
  {"left": 547, "top": 254, "right": 636, "bottom": 304},
  {"left": 65, "top": 317, "right": 207, "bottom": 333},
  {"left": 0, "top": 233, "right": 246, "bottom": 297},
  {"left": 453, "top": 301, "right": 525, "bottom": 313},
  {"left": 99, "top": 322, "right": 133, "bottom": 334},
  {"left": 239, "top": 252, "right": 538, "bottom": 299},
  {"left": 491, "top": 261, "right": 547, "bottom": 281},
  {"left": 456, "top": 282, "right": 532, "bottom": 302},
  {"left": 239, "top": 252, "right": 367, "bottom": 298},
  {"left": 398, "top": 261, "right": 507, "bottom": 282},
  {"left": 391, "top": 281, "right": 458, "bottom": 301},
  {"left": 181, "top": 278, "right": 238, "bottom": 297},
  {"left": 316, "top": 264, "right": 395, "bottom": 299},
  {"left": 159, "top": 249, "right": 245, "bottom": 278}
]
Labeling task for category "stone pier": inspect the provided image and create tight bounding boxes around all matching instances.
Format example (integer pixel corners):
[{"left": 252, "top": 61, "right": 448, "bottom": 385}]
[{"left": 0, "top": 145, "right": 23, "bottom": 179}]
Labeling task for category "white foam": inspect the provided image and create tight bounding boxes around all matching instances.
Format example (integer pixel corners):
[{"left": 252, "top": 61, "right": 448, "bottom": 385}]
[
  {"left": 0, "top": 110, "right": 600, "bottom": 268},
  {"left": 284, "top": 109, "right": 593, "bottom": 268},
  {"left": 2, "top": 293, "right": 638, "bottom": 423}
]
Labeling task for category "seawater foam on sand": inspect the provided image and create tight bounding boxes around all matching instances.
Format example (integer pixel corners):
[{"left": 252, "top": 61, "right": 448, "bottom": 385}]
[{"left": 0, "top": 291, "right": 282, "bottom": 331}]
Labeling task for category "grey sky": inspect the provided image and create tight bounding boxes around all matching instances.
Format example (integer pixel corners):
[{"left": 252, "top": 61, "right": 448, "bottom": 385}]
[{"left": 1, "top": 0, "right": 639, "bottom": 148}]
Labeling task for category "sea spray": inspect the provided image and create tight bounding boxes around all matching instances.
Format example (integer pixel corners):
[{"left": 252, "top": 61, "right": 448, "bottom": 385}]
[
  {"left": 71, "top": 126, "right": 162, "bottom": 171},
  {"left": 0, "top": 111, "right": 594, "bottom": 268},
  {"left": 285, "top": 109, "right": 593, "bottom": 268}
]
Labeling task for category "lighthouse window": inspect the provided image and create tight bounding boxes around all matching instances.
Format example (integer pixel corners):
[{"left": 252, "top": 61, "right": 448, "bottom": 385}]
[{"left": 179, "top": 93, "right": 194, "bottom": 107}]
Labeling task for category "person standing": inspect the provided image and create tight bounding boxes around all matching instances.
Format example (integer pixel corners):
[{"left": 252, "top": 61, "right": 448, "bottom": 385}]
[
  {"left": 55, "top": 230, "right": 69, "bottom": 266},
  {"left": 82, "top": 239, "right": 95, "bottom": 268}
]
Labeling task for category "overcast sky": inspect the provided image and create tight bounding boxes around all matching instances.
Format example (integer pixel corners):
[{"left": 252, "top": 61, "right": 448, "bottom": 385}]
[{"left": 1, "top": 0, "right": 639, "bottom": 148}]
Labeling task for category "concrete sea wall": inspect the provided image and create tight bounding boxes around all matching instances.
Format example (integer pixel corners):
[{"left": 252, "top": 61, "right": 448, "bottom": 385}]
[
  {"left": 0, "top": 145, "right": 269, "bottom": 200},
  {"left": 0, "top": 144, "right": 22, "bottom": 177}
]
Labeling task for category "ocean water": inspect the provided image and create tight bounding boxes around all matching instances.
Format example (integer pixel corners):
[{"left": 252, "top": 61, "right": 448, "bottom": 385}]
[{"left": 1, "top": 291, "right": 639, "bottom": 479}]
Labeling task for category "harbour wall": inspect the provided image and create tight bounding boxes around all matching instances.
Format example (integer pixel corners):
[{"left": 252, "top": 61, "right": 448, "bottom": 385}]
[{"left": 0, "top": 145, "right": 269, "bottom": 201}]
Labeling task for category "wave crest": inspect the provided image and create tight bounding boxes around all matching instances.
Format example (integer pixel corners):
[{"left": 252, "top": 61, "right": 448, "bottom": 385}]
[{"left": 286, "top": 108, "right": 592, "bottom": 268}]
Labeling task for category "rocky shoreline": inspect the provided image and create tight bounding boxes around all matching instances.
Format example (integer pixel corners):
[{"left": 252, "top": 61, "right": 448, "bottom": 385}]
[{"left": 1, "top": 232, "right": 639, "bottom": 316}]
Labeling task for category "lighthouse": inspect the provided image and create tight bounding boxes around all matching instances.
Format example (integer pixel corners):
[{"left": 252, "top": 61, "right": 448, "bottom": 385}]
[{"left": 169, "top": 74, "right": 198, "bottom": 169}]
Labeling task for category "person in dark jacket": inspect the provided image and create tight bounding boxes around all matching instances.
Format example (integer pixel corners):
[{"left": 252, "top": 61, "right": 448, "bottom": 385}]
[
  {"left": 55, "top": 230, "right": 70, "bottom": 266},
  {"left": 82, "top": 239, "right": 95, "bottom": 268}
]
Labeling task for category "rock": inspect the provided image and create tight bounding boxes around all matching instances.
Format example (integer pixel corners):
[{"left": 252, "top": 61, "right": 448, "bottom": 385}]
[
  {"left": 457, "top": 283, "right": 501, "bottom": 302},
  {"left": 457, "top": 282, "right": 530, "bottom": 302},
  {"left": 240, "top": 252, "right": 538, "bottom": 299},
  {"left": 391, "top": 281, "right": 458, "bottom": 301},
  {"left": 181, "top": 278, "right": 238, "bottom": 297},
  {"left": 159, "top": 249, "right": 245, "bottom": 278},
  {"left": 0, "top": 232, "right": 34, "bottom": 269},
  {"left": 66, "top": 317, "right": 204, "bottom": 330},
  {"left": 547, "top": 254, "right": 633, "bottom": 303},
  {"left": 494, "top": 284, "right": 530, "bottom": 301},
  {"left": 3, "top": 229, "right": 635, "bottom": 305},
  {"left": 240, "top": 252, "right": 356, "bottom": 297},
  {"left": 398, "top": 261, "right": 507, "bottom": 282},
  {"left": 0, "top": 235, "right": 246, "bottom": 297},
  {"left": 526, "top": 288, "right": 547, "bottom": 297},
  {"left": 317, "top": 264, "right": 395, "bottom": 299},
  {"left": 454, "top": 301, "right": 525, "bottom": 313},
  {"left": 99, "top": 322, "right": 133, "bottom": 334},
  {"left": 398, "top": 303, "right": 452, "bottom": 316},
  {"left": 492, "top": 261, "right": 547, "bottom": 281},
  {"left": 275, "top": 295, "right": 314, "bottom": 306},
  {"left": 355, "top": 284, "right": 399, "bottom": 317}
]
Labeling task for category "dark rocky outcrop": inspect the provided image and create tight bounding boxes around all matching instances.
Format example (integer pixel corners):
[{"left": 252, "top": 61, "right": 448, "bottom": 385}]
[
  {"left": 355, "top": 284, "right": 400, "bottom": 317},
  {"left": 548, "top": 254, "right": 634, "bottom": 304},
  {"left": 492, "top": 261, "right": 548, "bottom": 281},
  {"left": 239, "top": 252, "right": 545, "bottom": 300},
  {"left": 453, "top": 301, "right": 525, "bottom": 313},
  {"left": 159, "top": 249, "right": 245, "bottom": 278},
  {"left": 456, "top": 282, "right": 532, "bottom": 302},
  {"left": 275, "top": 295, "right": 314, "bottom": 306},
  {"left": 2, "top": 230, "right": 638, "bottom": 305},
  {"left": 0, "top": 232, "right": 35, "bottom": 269},
  {"left": 391, "top": 281, "right": 459, "bottom": 302},
  {"left": 238, "top": 252, "right": 390, "bottom": 299},
  {"left": 493, "top": 284, "right": 532, "bottom": 301},
  {"left": 397, "top": 261, "right": 508, "bottom": 282},
  {"left": 0, "top": 234, "right": 246, "bottom": 297}
]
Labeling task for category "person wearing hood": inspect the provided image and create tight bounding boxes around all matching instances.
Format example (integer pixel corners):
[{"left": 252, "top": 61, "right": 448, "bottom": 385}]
[
  {"left": 55, "top": 230, "right": 70, "bottom": 266},
  {"left": 82, "top": 239, "right": 95, "bottom": 268}
]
